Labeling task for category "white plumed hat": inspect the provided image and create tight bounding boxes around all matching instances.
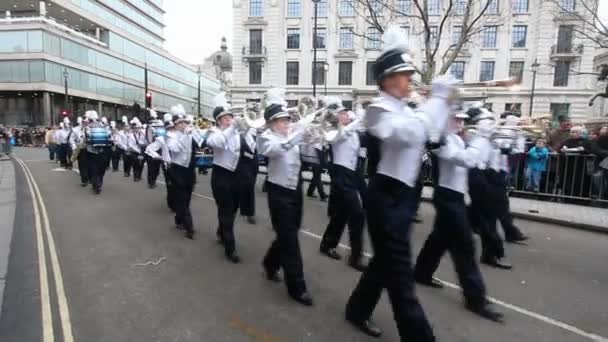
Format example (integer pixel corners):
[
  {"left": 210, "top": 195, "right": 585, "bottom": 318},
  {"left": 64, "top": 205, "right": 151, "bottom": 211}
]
[{"left": 86, "top": 110, "right": 99, "bottom": 121}]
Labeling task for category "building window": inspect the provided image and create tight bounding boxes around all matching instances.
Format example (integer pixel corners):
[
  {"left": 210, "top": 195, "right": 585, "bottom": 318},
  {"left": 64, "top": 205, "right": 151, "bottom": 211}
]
[
  {"left": 286, "top": 100, "right": 298, "bottom": 107},
  {"left": 452, "top": 26, "right": 462, "bottom": 45},
  {"left": 313, "top": 28, "right": 327, "bottom": 49},
  {"left": 339, "top": 27, "right": 354, "bottom": 49},
  {"left": 450, "top": 61, "right": 465, "bottom": 80},
  {"left": 557, "top": 25, "right": 574, "bottom": 52},
  {"left": 560, "top": 0, "right": 575, "bottom": 11},
  {"left": 512, "top": 0, "right": 528, "bottom": 13},
  {"left": 479, "top": 61, "right": 495, "bottom": 81},
  {"left": 287, "top": 28, "right": 300, "bottom": 49},
  {"left": 550, "top": 103, "right": 570, "bottom": 119},
  {"left": 343, "top": 100, "right": 353, "bottom": 110},
  {"left": 427, "top": 0, "right": 440, "bottom": 15},
  {"left": 454, "top": 0, "right": 467, "bottom": 15},
  {"left": 249, "top": 61, "right": 262, "bottom": 84},
  {"left": 509, "top": 61, "right": 524, "bottom": 81},
  {"left": 366, "top": 27, "right": 382, "bottom": 49},
  {"left": 553, "top": 61, "right": 570, "bottom": 87},
  {"left": 339, "top": 61, "right": 353, "bottom": 85},
  {"left": 339, "top": 0, "right": 355, "bottom": 16},
  {"left": 481, "top": 26, "right": 497, "bottom": 48},
  {"left": 396, "top": 0, "right": 411, "bottom": 13},
  {"left": 505, "top": 103, "right": 522, "bottom": 114},
  {"left": 312, "top": 61, "right": 326, "bottom": 85},
  {"left": 287, "top": 0, "right": 301, "bottom": 17},
  {"left": 316, "top": 0, "right": 328, "bottom": 17},
  {"left": 512, "top": 25, "right": 527, "bottom": 48},
  {"left": 286, "top": 61, "right": 299, "bottom": 85},
  {"left": 429, "top": 26, "right": 439, "bottom": 49},
  {"left": 249, "top": 0, "right": 263, "bottom": 17},
  {"left": 370, "top": 0, "right": 383, "bottom": 14},
  {"left": 485, "top": 0, "right": 499, "bottom": 13},
  {"left": 366, "top": 61, "right": 376, "bottom": 85},
  {"left": 249, "top": 29, "right": 263, "bottom": 54}
]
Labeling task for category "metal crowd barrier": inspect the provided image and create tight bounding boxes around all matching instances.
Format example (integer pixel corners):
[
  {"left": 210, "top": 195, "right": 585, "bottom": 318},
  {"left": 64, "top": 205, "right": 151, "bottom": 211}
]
[{"left": 0, "top": 142, "right": 12, "bottom": 160}]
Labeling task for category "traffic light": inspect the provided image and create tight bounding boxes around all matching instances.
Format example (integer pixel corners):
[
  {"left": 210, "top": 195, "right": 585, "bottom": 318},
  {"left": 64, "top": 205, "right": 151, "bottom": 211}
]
[
  {"left": 145, "top": 91, "right": 152, "bottom": 108},
  {"left": 61, "top": 109, "right": 68, "bottom": 117}
]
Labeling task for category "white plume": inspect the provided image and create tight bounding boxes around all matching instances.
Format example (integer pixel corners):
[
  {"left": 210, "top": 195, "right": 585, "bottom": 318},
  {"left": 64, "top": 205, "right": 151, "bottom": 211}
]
[
  {"left": 186, "top": 114, "right": 194, "bottom": 123},
  {"left": 212, "top": 92, "right": 230, "bottom": 110},
  {"left": 77, "top": 116, "right": 83, "bottom": 124},
  {"left": 121, "top": 115, "right": 128, "bottom": 124},
  {"left": 163, "top": 113, "right": 172, "bottom": 123},
  {"left": 63, "top": 117, "right": 70, "bottom": 125},
  {"left": 110, "top": 121, "right": 116, "bottom": 129},
  {"left": 86, "top": 110, "right": 99, "bottom": 120},
  {"left": 470, "top": 101, "right": 485, "bottom": 109},
  {"left": 323, "top": 96, "right": 343, "bottom": 109},
  {"left": 170, "top": 104, "right": 186, "bottom": 115},
  {"left": 130, "top": 117, "right": 142, "bottom": 127},
  {"left": 59, "top": 122, "right": 64, "bottom": 128},
  {"left": 150, "top": 108, "right": 158, "bottom": 119},
  {"left": 263, "top": 88, "right": 287, "bottom": 107},
  {"left": 101, "top": 117, "right": 108, "bottom": 124},
  {"left": 382, "top": 25, "right": 411, "bottom": 54}
]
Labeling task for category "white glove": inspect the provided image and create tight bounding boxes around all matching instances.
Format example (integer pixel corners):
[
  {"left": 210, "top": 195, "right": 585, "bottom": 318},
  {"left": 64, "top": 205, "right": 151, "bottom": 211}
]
[
  {"left": 413, "top": 111, "right": 440, "bottom": 144},
  {"left": 431, "top": 75, "right": 462, "bottom": 99},
  {"left": 476, "top": 119, "right": 495, "bottom": 138}
]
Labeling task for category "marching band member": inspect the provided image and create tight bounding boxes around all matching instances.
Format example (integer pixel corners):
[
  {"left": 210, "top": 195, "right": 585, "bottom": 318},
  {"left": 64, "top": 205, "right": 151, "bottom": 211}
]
[
  {"left": 83, "top": 110, "right": 111, "bottom": 194},
  {"left": 345, "top": 27, "right": 458, "bottom": 341},
  {"left": 126, "top": 117, "right": 146, "bottom": 182},
  {"left": 116, "top": 116, "right": 131, "bottom": 177},
  {"left": 206, "top": 94, "right": 247, "bottom": 263},
  {"left": 161, "top": 113, "right": 177, "bottom": 213},
  {"left": 109, "top": 120, "right": 121, "bottom": 172},
  {"left": 101, "top": 117, "right": 112, "bottom": 170},
  {"left": 236, "top": 126, "right": 258, "bottom": 225},
  {"left": 165, "top": 105, "right": 204, "bottom": 240},
  {"left": 70, "top": 116, "right": 90, "bottom": 186},
  {"left": 257, "top": 89, "right": 314, "bottom": 306},
  {"left": 56, "top": 118, "right": 72, "bottom": 169},
  {"left": 319, "top": 97, "right": 367, "bottom": 272},
  {"left": 145, "top": 109, "right": 165, "bottom": 189},
  {"left": 414, "top": 112, "right": 503, "bottom": 322}
]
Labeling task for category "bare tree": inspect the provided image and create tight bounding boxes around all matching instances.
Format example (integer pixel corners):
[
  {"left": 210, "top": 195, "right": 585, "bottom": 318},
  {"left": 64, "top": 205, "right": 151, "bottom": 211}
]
[
  {"left": 547, "top": 0, "right": 608, "bottom": 49},
  {"left": 348, "top": 0, "right": 505, "bottom": 83}
]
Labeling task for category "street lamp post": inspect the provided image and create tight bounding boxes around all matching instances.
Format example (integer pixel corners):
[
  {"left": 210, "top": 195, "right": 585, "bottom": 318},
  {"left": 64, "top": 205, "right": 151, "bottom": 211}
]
[
  {"left": 529, "top": 59, "right": 540, "bottom": 117},
  {"left": 63, "top": 68, "right": 69, "bottom": 114},
  {"left": 323, "top": 62, "right": 329, "bottom": 96},
  {"left": 197, "top": 66, "right": 202, "bottom": 117},
  {"left": 312, "top": 0, "right": 320, "bottom": 98}
]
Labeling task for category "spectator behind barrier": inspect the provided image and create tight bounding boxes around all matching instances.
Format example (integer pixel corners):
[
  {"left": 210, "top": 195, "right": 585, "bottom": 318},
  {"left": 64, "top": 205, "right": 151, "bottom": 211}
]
[
  {"left": 525, "top": 138, "right": 549, "bottom": 192},
  {"left": 547, "top": 115, "right": 572, "bottom": 151}
]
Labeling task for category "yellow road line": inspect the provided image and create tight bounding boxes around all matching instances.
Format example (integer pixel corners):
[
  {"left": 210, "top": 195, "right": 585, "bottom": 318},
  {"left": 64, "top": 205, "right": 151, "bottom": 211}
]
[{"left": 14, "top": 157, "right": 54, "bottom": 342}]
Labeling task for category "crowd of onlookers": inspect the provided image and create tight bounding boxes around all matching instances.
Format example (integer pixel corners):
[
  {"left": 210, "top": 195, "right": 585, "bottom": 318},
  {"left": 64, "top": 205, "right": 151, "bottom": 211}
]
[{"left": 0, "top": 125, "right": 51, "bottom": 147}]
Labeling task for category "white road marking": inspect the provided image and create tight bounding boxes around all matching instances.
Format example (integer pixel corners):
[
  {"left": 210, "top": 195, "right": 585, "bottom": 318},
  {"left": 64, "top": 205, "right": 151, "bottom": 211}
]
[{"left": 17, "top": 157, "right": 75, "bottom": 342}]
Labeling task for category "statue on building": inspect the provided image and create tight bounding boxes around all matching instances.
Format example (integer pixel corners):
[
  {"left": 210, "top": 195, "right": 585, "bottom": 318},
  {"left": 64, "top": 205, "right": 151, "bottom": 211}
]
[{"left": 201, "top": 37, "right": 233, "bottom": 94}]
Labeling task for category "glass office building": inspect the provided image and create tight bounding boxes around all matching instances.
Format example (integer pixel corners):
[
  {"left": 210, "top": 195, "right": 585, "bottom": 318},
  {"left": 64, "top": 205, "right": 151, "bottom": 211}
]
[{"left": 0, "top": 0, "right": 220, "bottom": 125}]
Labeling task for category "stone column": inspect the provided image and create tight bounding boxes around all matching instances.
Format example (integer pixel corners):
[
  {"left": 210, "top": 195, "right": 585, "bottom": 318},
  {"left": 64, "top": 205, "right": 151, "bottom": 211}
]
[
  {"left": 98, "top": 101, "right": 103, "bottom": 117},
  {"left": 42, "top": 92, "right": 52, "bottom": 126},
  {"left": 39, "top": 1, "right": 47, "bottom": 16}
]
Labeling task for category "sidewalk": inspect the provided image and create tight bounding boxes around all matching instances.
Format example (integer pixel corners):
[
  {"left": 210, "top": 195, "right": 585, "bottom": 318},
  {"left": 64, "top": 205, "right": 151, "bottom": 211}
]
[
  {"left": 266, "top": 167, "right": 608, "bottom": 234},
  {"left": 0, "top": 159, "right": 16, "bottom": 317}
]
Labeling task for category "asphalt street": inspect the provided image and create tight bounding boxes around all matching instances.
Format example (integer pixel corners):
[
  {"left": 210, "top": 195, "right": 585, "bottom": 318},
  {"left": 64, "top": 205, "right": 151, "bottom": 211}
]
[{"left": 1, "top": 147, "right": 607, "bottom": 342}]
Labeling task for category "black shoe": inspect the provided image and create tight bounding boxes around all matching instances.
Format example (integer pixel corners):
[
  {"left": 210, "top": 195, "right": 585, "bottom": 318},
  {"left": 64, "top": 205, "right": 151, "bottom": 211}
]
[
  {"left": 319, "top": 196, "right": 327, "bottom": 202},
  {"left": 290, "top": 292, "right": 314, "bottom": 306},
  {"left": 93, "top": 188, "right": 101, "bottom": 195},
  {"left": 175, "top": 224, "right": 184, "bottom": 231},
  {"left": 346, "top": 317, "right": 383, "bottom": 338},
  {"left": 307, "top": 193, "right": 317, "bottom": 198},
  {"left": 506, "top": 235, "right": 529, "bottom": 245},
  {"left": 465, "top": 302, "right": 504, "bottom": 323},
  {"left": 148, "top": 183, "right": 157, "bottom": 189},
  {"left": 415, "top": 277, "right": 444, "bottom": 289},
  {"left": 226, "top": 252, "right": 241, "bottom": 264},
  {"left": 80, "top": 182, "right": 88, "bottom": 187},
  {"left": 481, "top": 256, "right": 513, "bottom": 270},
  {"left": 246, "top": 216, "right": 256, "bottom": 225},
  {"left": 185, "top": 230, "right": 195, "bottom": 240},
  {"left": 263, "top": 269, "right": 282, "bottom": 282},
  {"left": 348, "top": 257, "right": 368, "bottom": 272},
  {"left": 320, "top": 247, "right": 342, "bottom": 260}
]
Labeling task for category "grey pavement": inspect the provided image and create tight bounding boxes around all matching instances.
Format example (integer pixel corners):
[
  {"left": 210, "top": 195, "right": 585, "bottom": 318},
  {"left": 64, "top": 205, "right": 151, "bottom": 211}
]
[
  {"left": 0, "top": 159, "right": 16, "bottom": 318},
  {"left": 2, "top": 147, "right": 608, "bottom": 342}
]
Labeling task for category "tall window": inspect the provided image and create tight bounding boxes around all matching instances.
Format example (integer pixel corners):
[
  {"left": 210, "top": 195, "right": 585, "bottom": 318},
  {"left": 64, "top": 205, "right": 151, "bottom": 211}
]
[
  {"left": 366, "top": 61, "right": 376, "bottom": 85},
  {"left": 287, "top": 0, "right": 301, "bottom": 17},
  {"left": 485, "top": 0, "right": 499, "bottom": 13},
  {"left": 249, "top": 0, "right": 263, "bottom": 17},
  {"left": 366, "top": 27, "right": 382, "bottom": 49},
  {"left": 479, "top": 61, "right": 495, "bottom": 81},
  {"left": 450, "top": 61, "right": 465, "bottom": 80},
  {"left": 313, "top": 28, "right": 327, "bottom": 48},
  {"left": 454, "top": 0, "right": 467, "bottom": 15},
  {"left": 339, "top": 61, "right": 353, "bottom": 85},
  {"left": 557, "top": 25, "right": 574, "bottom": 52},
  {"left": 554, "top": 61, "right": 570, "bottom": 86},
  {"left": 427, "top": 0, "right": 440, "bottom": 14},
  {"left": 287, "top": 28, "right": 300, "bottom": 49},
  {"left": 509, "top": 61, "right": 524, "bottom": 81},
  {"left": 396, "top": 0, "right": 411, "bottom": 13},
  {"left": 560, "top": 0, "right": 575, "bottom": 11},
  {"left": 312, "top": 61, "right": 325, "bottom": 85},
  {"left": 429, "top": 26, "right": 439, "bottom": 49},
  {"left": 286, "top": 61, "right": 299, "bottom": 85},
  {"left": 249, "top": 61, "right": 262, "bottom": 84},
  {"left": 550, "top": 103, "right": 570, "bottom": 118},
  {"left": 512, "top": 25, "right": 527, "bottom": 48},
  {"left": 339, "top": 27, "right": 354, "bottom": 49},
  {"left": 452, "top": 26, "right": 462, "bottom": 45},
  {"left": 316, "top": 0, "right": 328, "bottom": 17},
  {"left": 505, "top": 103, "right": 522, "bottom": 113},
  {"left": 481, "top": 26, "right": 497, "bottom": 48},
  {"left": 370, "top": 0, "right": 383, "bottom": 14},
  {"left": 339, "top": 0, "right": 355, "bottom": 16},
  {"left": 249, "top": 29, "right": 263, "bottom": 54},
  {"left": 512, "top": 0, "right": 528, "bottom": 13}
]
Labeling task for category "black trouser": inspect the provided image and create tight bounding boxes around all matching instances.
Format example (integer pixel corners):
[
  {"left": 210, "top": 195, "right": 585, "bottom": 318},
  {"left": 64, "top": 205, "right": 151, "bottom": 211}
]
[
  {"left": 496, "top": 171, "right": 525, "bottom": 240},
  {"left": 87, "top": 150, "right": 107, "bottom": 192},
  {"left": 167, "top": 164, "right": 195, "bottom": 233},
  {"left": 77, "top": 149, "right": 89, "bottom": 184},
  {"left": 263, "top": 181, "right": 307, "bottom": 297},
  {"left": 58, "top": 143, "right": 71, "bottom": 168},
  {"left": 320, "top": 165, "right": 364, "bottom": 260},
  {"left": 346, "top": 174, "right": 435, "bottom": 342},
  {"left": 111, "top": 147, "right": 122, "bottom": 171},
  {"left": 123, "top": 150, "right": 132, "bottom": 176},
  {"left": 236, "top": 157, "right": 258, "bottom": 217},
  {"left": 128, "top": 152, "right": 145, "bottom": 181},
  {"left": 306, "top": 163, "right": 326, "bottom": 198},
  {"left": 415, "top": 186, "right": 487, "bottom": 307},
  {"left": 48, "top": 143, "right": 57, "bottom": 161},
  {"left": 163, "top": 165, "right": 176, "bottom": 212},
  {"left": 211, "top": 165, "right": 240, "bottom": 255},
  {"left": 469, "top": 169, "right": 504, "bottom": 259},
  {"left": 146, "top": 155, "right": 162, "bottom": 186},
  {"left": 65, "top": 145, "right": 73, "bottom": 169}
]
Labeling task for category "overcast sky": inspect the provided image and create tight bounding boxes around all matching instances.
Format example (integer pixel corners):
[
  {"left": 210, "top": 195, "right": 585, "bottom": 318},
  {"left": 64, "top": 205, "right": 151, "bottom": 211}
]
[{"left": 163, "top": 0, "right": 608, "bottom": 65}]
